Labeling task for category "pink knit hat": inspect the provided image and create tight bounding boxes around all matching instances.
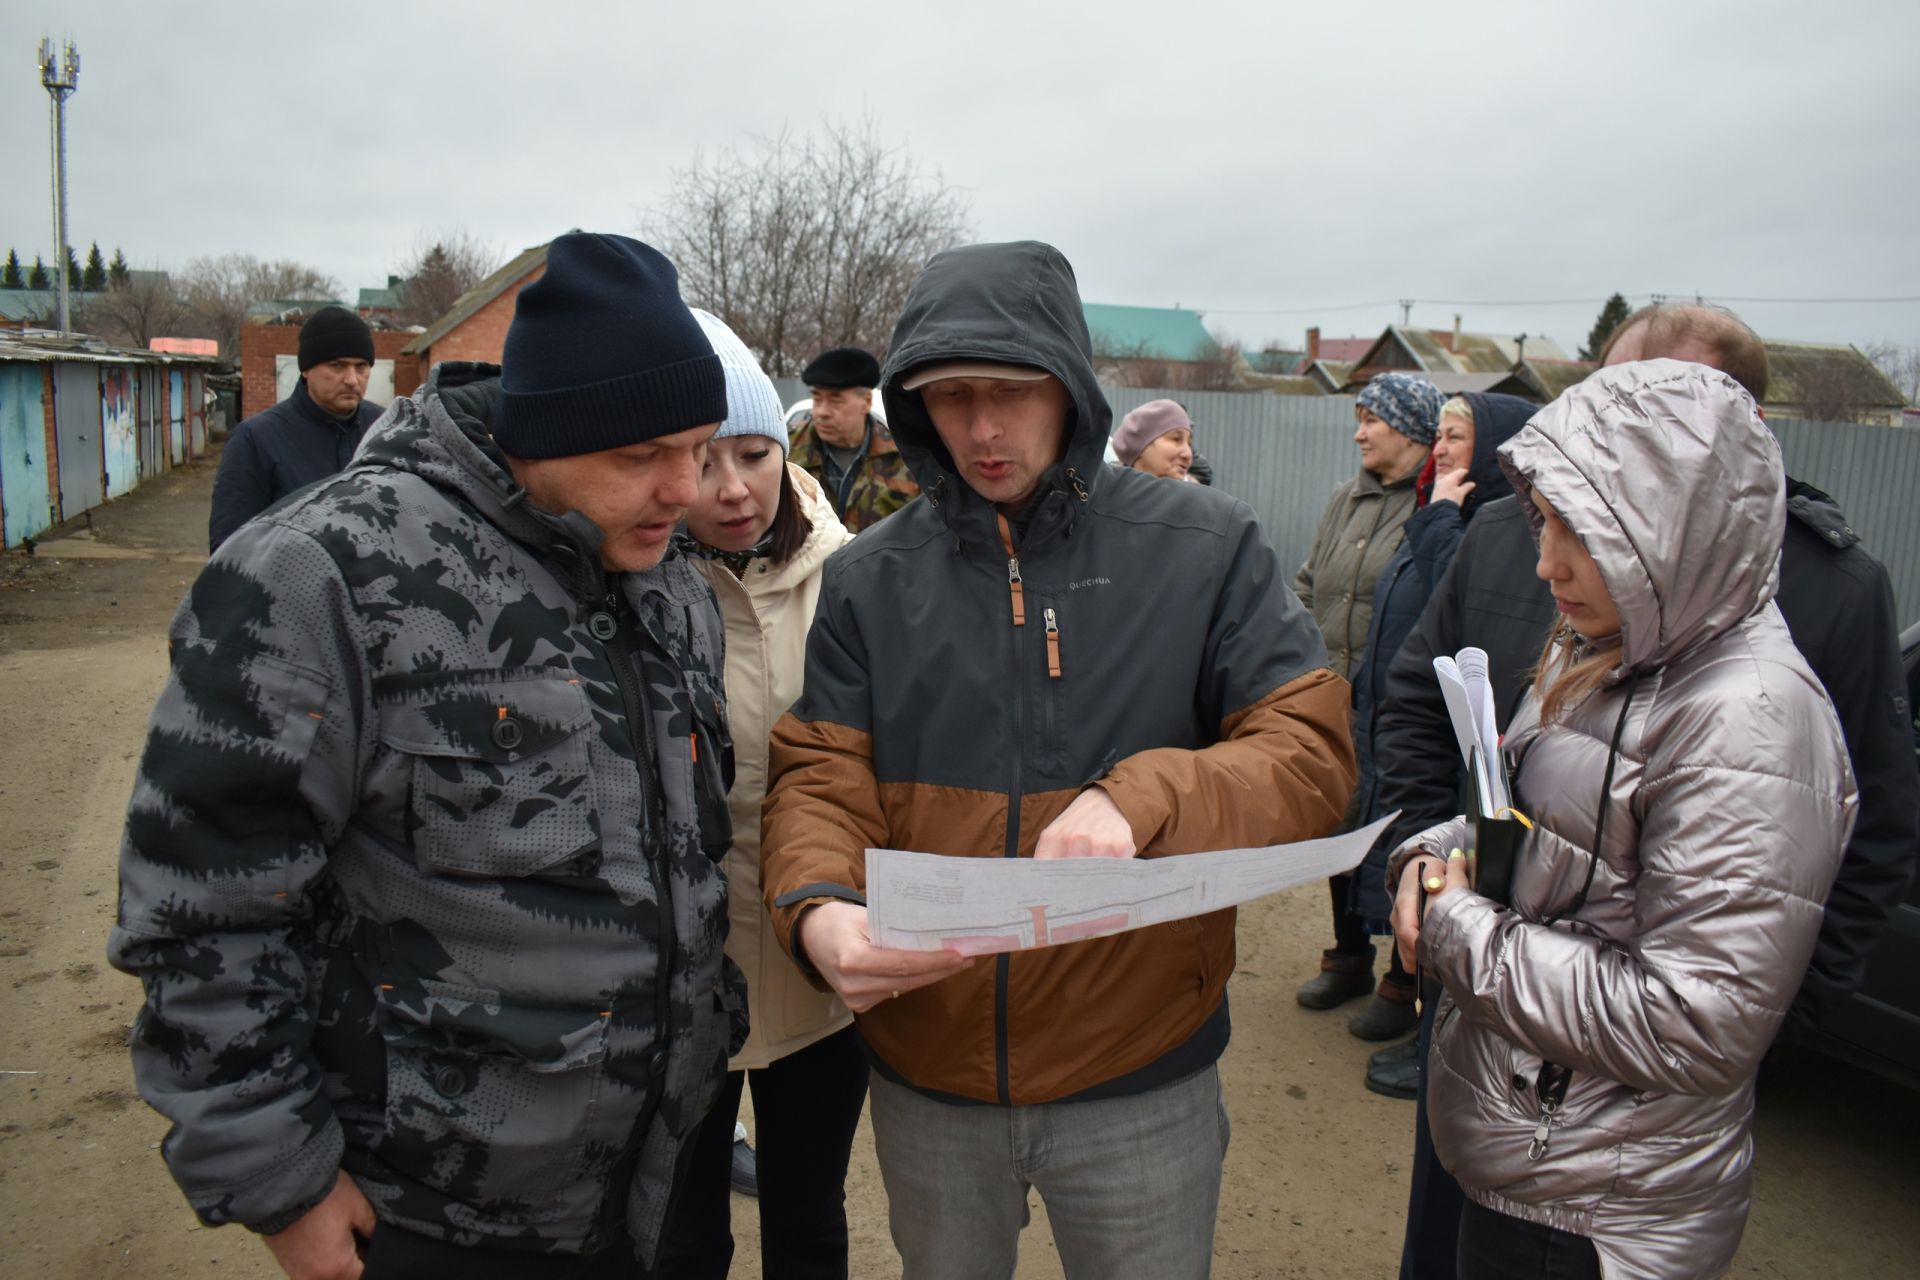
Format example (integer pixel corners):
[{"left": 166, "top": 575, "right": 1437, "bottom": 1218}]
[{"left": 1111, "top": 399, "right": 1193, "bottom": 466}]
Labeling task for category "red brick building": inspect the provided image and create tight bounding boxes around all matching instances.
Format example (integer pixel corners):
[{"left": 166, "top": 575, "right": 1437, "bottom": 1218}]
[
  {"left": 238, "top": 319, "right": 415, "bottom": 419},
  {"left": 395, "top": 241, "right": 550, "bottom": 396}
]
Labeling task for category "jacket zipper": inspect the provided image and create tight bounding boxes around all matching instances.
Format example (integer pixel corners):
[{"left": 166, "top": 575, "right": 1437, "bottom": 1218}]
[
  {"left": 598, "top": 586, "right": 677, "bottom": 1138},
  {"left": 993, "top": 512, "right": 1025, "bottom": 1104}
]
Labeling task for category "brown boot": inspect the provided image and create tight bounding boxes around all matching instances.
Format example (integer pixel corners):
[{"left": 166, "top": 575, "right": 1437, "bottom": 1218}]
[
  {"left": 1348, "top": 971, "right": 1418, "bottom": 1040},
  {"left": 1296, "top": 946, "right": 1375, "bottom": 1010}
]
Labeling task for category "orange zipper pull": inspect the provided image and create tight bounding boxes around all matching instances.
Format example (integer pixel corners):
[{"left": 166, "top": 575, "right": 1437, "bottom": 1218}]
[
  {"left": 995, "top": 512, "right": 1026, "bottom": 627},
  {"left": 1044, "top": 607, "right": 1062, "bottom": 678},
  {"left": 690, "top": 731, "right": 699, "bottom": 762}
]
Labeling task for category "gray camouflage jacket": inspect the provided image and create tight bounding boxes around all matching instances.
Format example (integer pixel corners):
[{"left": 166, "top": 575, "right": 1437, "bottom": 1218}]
[{"left": 109, "top": 362, "right": 744, "bottom": 1264}]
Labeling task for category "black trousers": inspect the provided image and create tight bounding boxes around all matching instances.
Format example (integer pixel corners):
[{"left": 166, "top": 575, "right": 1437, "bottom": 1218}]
[
  {"left": 1401, "top": 988, "right": 1466, "bottom": 1280},
  {"left": 360, "top": 1227, "right": 638, "bottom": 1280},
  {"left": 1455, "top": 1199, "right": 1601, "bottom": 1280},
  {"left": 653, "top": 1025, "right": 869, "bottom": 1280}
]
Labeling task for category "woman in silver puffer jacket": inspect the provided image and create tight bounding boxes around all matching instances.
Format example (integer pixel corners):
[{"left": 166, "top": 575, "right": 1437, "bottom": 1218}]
[{"left": 1388, "top": 360, "right": 1857, "bottom": 1279}]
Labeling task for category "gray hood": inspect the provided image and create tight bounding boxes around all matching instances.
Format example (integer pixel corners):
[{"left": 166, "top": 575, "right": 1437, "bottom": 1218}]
[{"left": 1498, "top": 358, "right": 1785, "bottom": 674}]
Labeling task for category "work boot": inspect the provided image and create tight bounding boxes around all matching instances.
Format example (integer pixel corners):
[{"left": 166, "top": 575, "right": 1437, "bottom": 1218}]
[
  {"left": 1295, "top": 946, "right": 1375, "bottom": 1010},
  {"left": 1348, "top": 972, "right": 1419, "bottom": 1041},
  {"left": 1364, "top": 1037, "right": 1421, "bottom": 1100}
]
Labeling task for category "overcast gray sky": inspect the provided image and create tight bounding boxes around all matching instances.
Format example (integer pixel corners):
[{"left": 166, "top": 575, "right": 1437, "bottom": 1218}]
[{"left": 5, "top": 0, "right": 1917, "bottom": 357}]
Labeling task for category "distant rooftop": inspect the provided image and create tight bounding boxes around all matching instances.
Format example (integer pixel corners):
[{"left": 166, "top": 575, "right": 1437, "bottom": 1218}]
[{"left": 1082, "top": 302, "right": 1219, "bottom": 363}]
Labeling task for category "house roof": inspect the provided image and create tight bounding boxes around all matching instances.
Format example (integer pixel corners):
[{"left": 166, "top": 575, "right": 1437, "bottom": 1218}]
[
  {"left": 1353, "top": 325, "right": 1572, "bottom": 376},
  {"left": 1301, "top": 359, "right": 1355, "bottom": 390},
  {"left": 0, "top": 330, "right": 221, "bottom": 366},
  {"left": 402, "top": 240, "right": 551, "bottom": 355},
  {"left": 1516, "top": 358, "right": 1595, "bottom": 402},
  {"left": 1762, "top": 341, "right": 1908, "bottom": 409},
  {"left": 358, "top": 283, "right": 403, "bottom": 310},
  {"left": 1082, "top": 302, "right": 1218, "bottom": 363},
  {"left": 1244, "top": 373, "right": 1329, "bottom": 396},
  {"left": 1308, "top": 337, "right": 1375, "bottom": 365},
  {"left": 0, "top": 287, "right": 108, "bottom": 322}
]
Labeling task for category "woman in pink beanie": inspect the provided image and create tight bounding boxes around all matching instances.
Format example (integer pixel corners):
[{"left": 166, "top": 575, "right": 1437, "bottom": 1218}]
[{"left": 1112, "top": 399, "right": 1195, "bottom": 480}]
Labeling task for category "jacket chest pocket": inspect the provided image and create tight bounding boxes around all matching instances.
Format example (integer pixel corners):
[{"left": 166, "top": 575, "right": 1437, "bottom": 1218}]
[
  {"left": 378, "top": 677, "right": 602, "bottom": 878},
  {"left": 683, "top": 668, "right": 735, "bottom": 863},
  {"left": 1029, "top": 594, "right": 1071, "bottom": 773}
]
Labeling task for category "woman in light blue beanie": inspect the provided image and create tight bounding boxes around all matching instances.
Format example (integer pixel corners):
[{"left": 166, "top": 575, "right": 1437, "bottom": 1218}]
[{"left": 662, "top": 310, "right": 863, "bottom": 1277}]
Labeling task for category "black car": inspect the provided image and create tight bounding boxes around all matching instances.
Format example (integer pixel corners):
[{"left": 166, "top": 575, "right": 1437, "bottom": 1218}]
[{"left": 1801, "top": 620, "right": 1920, "bottom": 1087}]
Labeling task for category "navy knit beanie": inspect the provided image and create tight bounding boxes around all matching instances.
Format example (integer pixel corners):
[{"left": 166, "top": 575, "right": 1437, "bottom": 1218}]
[
  {"left": 494, "top": 233, "right": 726, "bottom": 458},
  {"left": 297, "top": 305, "right": 375, "bottom": 372}
]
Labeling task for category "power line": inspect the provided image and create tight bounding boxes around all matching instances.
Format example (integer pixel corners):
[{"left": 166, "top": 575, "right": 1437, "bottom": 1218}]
[{"left": 1196, "top": 292, "right": 1920, "bottom": 317}]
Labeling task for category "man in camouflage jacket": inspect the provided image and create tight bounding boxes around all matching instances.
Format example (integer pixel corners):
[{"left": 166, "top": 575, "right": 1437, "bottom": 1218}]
[
  {"left": 787, "top": 345, "right": 919, "bottom": 531},
  {"left": 110, "top": 234, "right": 744, "bottom": 1278}
]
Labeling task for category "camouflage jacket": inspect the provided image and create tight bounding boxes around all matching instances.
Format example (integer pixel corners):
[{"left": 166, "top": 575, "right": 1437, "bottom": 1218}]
[
  {"left": 787, "top": 411, "right": 920, "bottom": 532},
  {"left": 108, "top": 362, "right": 743, "bottom": 1264}
]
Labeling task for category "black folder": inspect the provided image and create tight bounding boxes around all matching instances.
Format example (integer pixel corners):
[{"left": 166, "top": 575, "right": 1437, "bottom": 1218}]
[{"left": 1468, "top": 745, "right": 1526, "bottom": 907}]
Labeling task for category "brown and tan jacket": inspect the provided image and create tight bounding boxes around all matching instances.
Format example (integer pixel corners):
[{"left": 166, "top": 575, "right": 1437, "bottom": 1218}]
[{"left": 761, "top": 240, "right": 1356, "bottom": 1106}]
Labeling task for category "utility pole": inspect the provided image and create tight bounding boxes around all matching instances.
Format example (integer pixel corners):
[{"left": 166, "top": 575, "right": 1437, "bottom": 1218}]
[
  {"left": 38, "top": 37, "right": 80, "bottom": 336},
  {"left": 1398, "top": 298, "right": 1413, "bottom": 326}
]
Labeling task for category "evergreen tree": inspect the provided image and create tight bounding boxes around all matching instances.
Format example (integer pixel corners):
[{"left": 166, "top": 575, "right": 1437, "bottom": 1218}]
[
  {"left": 65, "top": 246, "right": 82, "bottom": 291},
  {"left": 28, "top": 255, "right": 50, "bottom": 290},
  {"left": 109, "top": 247, "right": 131, "bottom": 287},
  {"left": 1, "top": 249, "right": 22, "bottom": 290},
  {"left": 1579, "top": 292, "right": 1634, "bottom": 361},
  {"left": 83, "top": 242, "right": 107, "bottom": 291}
]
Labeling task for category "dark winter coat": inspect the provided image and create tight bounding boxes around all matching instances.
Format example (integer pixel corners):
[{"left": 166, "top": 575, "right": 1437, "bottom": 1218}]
[
  {"left": 1348, "top": 393, "right": 1535, "bottom": 921},
  {"left": 110, "top": 363, "right": 743, "bottom": 1264},
  {"left": 761, "top": 240, "right": 1355, "bottom": 1106},
  {"left": 1373, "top": 468, "right": 1919, "bottom": 1031},
  {"left": 207, "top": 377, "right": 383, "bottom": 550}
]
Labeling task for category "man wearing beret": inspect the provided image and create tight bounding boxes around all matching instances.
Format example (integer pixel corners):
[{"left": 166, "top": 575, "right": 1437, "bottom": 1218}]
[
  {"left": 787, "top": 344, "right": 919, "bottom": 531},
  {"left": 208, "top": 305, "right": 385, "bottom": 550},
  {"left": 111, "top": 233, "right": 744, "bottom": 1279}
]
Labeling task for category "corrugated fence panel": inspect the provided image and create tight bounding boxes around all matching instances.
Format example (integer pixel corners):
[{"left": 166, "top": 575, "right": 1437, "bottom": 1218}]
[
  {"left": 762, "top": 371, "right": 1919, "bottom": 626},
  {"left": 1772, "top": 417, "right": 1920, "bottom": 625}
]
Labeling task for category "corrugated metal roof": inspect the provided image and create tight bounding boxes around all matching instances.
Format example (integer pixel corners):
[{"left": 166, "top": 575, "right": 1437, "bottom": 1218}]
[
  {"left": 1243, "top": 373, "right": 1330, "bottom": 396},
  {"left": 1763, "top": 341, "right": 1907, "bottom": 409},
  {"left": 1082, "top": 302, "right": 1218, "bottom": 362},
  {"left": 358, "top": 284, "right": 403, "bottom": 309},
  {"left": 0, "top": 331, "right": 222, "bottom": 366},
  {"left": 1519, "top": 358, "right": 1595, "bottom": 400},
  {"left": 244, "top": 298, "right": 350, "bottom": 321},
  {"left": 402, "top": 241, "right": 551, "bottom": 355}
]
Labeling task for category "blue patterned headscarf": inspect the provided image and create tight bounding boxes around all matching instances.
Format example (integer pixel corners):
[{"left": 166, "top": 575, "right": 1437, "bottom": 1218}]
[{"left": 1356, "top": 372, "right": 1446, "bottom": 445}]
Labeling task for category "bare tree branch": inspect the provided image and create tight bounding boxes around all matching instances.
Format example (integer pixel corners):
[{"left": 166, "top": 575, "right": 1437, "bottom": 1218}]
[
  {"left": 176, "top": 254, "right": 340, "bottom": 361},
  {"left": 391, "top": 229, "right": 503, "bottom": 327},
  {"left": 647, "top": 118, "right": 972, "bottom": 377}
]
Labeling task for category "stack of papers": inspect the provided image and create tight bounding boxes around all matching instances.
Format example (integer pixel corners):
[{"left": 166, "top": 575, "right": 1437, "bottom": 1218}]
[{"left": 1433, "top": 647, "right": 1511, "bottom": 816}]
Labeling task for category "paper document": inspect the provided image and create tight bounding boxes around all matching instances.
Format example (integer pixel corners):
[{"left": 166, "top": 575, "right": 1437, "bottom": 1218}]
[
  {"left": 864, "top": 813, "right": 1399, "bottom": 955},
  {"left": 1433, "top": 646, "right": 1510, "bottom": 814}
]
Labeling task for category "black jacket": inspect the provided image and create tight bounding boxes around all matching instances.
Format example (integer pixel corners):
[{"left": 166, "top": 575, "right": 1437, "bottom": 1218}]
[
  {"left": 1373, "top": 479, "right": 1919, "bottom": 1030},
  {"left": 1349, "top": 393, "right": 1533, "bottom": 921},
  {"left": 208, "top": 378, "right": 383, "bottom": 550}
]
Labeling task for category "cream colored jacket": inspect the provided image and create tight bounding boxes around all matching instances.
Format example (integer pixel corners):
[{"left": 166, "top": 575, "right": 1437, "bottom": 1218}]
[{"left": 693, "top": 466, "right": 856, "bottom": 1070}]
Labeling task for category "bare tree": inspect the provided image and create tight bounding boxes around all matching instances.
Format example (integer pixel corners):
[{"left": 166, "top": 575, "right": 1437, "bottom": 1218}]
[
  {"left": 1864, "top": 340, "right": 1920, "bottom": 405},
  {"left": 648, "top": 119, "right": 972, "bottom": 376},
  {"left": 391, "top": 229, "right": 502, "bottom": 327},
  {"left": 89, "top": 268, "right": 189, "bottom": 349},
  {"left": 178, "top": 254, "right": 340, "bottom": 361}
]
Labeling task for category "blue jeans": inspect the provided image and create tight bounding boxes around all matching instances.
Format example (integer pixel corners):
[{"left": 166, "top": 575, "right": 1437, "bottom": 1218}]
[{"left": 868, "top": 1065, "right": 1230, "bottom": 1280}]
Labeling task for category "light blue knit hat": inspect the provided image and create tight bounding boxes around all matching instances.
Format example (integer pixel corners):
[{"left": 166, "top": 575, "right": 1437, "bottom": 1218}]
[{"left": 690, "top": 309, "right": 788, "bottom": 453}]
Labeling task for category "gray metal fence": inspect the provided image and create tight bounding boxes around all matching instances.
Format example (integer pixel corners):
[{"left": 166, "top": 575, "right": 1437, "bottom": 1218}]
[{"left": 768, "top": 375, "right": 1920, "bottom": 625}]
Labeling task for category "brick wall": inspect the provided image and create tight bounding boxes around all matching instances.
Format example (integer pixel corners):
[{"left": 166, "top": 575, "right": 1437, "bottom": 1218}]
[
  {"left": 239, "top": 324, "right": 416, "bottom": 419},
  {"left": 395, "top": 263, "right": 546, "bottom": 397}
]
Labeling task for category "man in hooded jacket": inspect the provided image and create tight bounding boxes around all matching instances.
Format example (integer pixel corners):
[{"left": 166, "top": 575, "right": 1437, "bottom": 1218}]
[{"left": 760, "top": 240, "right": 1356, "bottom": 1278}]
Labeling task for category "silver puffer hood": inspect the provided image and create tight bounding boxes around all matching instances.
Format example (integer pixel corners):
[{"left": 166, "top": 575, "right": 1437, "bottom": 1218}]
[{"left": 1498, "top": 358, "right": 1785, "bottom": 675}]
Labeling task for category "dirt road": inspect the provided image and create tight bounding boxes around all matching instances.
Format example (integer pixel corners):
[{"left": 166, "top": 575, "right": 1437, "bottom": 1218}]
[{"left": 3, "top": 446, "right": 1916, "bottom": 1277}]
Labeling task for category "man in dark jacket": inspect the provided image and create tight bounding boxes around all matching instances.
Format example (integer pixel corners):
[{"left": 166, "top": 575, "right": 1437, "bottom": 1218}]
[
  {"left": 209, "top": 305, "right": 385, "bottom": 550},
  {"left": 761, "top": 241, "right": 1355, "bottom": 1278},
  {"left": 111, "top": 234, "right": 744, "bottom": 1279},
  {"left": 1374, "top": 303, "right": 1919, "bottom": 1278}
]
